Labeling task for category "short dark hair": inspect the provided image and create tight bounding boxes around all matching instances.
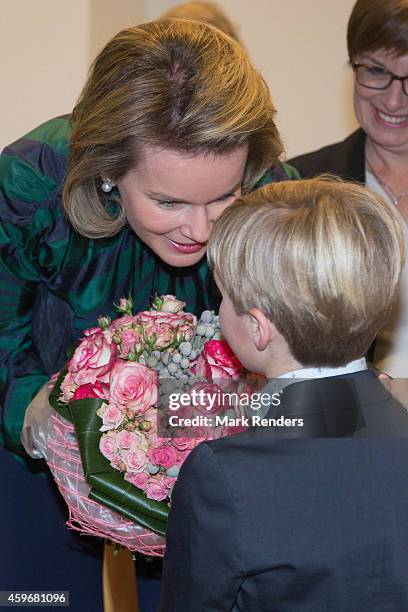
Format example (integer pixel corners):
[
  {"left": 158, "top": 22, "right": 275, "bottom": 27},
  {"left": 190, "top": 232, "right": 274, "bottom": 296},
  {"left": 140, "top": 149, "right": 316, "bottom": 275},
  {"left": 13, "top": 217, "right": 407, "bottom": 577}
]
[{"left": 347, "top": 0, "right": 408, "bottom": 61}]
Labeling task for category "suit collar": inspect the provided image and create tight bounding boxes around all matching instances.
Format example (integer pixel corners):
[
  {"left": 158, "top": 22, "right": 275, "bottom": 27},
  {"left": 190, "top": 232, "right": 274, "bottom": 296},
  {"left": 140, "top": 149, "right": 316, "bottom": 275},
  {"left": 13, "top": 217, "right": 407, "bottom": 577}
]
[{"left": 258, "top": 371, "right": 381, "bottom": 437}]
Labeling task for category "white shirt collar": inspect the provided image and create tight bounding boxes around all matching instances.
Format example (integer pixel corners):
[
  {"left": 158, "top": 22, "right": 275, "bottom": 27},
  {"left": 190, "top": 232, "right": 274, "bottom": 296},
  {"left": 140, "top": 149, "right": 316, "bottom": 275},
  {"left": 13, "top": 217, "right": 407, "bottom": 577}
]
[{"left": 278, "top": 357, "right": 368, "bottom": 380}]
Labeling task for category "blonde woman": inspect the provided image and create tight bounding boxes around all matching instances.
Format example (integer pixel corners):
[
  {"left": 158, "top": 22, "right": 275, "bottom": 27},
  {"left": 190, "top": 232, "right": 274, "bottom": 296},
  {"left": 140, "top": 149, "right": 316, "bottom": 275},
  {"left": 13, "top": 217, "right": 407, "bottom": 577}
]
[
  {"left": 0, "top": 19, "right": 297, "bottom": 610},
  {"left": 161, "top": 0, "right": 241, "bottom": 43}
]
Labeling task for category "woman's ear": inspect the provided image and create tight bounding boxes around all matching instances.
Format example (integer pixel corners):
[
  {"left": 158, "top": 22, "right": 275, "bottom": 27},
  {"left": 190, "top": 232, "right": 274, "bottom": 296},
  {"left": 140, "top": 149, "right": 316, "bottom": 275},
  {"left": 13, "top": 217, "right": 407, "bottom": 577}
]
[{"left": 248, "top": 307, "right": 276, "bottom": 351}]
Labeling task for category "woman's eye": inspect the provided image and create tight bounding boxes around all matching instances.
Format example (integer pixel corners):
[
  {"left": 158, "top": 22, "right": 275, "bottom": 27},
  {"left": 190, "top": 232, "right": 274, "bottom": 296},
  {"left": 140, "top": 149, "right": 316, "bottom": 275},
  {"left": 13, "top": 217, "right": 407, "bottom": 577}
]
[
  {"left": 217, "top": 192, "right": 236, "bottom": 202},
  {"left": 367, "top": 65, "right": 388, "bottom": 77},
  {"left": 155, "top": 200, "right": 181, "bottom": 209}
]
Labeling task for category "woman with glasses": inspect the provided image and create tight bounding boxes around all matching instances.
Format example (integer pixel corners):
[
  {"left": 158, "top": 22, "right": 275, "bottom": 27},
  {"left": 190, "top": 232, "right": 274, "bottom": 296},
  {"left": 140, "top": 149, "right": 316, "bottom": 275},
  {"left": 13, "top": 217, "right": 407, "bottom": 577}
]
[{"left": 290, "top": 0, "right": 408, "bottom": 379}]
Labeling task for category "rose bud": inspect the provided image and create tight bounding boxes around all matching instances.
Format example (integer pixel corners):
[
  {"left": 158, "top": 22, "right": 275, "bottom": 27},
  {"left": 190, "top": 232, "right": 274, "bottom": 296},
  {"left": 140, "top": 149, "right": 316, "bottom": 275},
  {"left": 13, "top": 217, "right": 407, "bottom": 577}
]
[
  {"left": 140, "top": 420, "right": 152, "bottom": 432},
  {"left": 97, "top": 315, "right": 111, "bottom": 330}
]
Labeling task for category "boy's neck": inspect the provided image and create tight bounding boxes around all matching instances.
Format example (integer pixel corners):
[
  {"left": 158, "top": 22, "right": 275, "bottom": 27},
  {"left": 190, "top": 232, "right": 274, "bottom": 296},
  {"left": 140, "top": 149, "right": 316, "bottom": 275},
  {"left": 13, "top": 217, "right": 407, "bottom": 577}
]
[{"left": 263, "top": 355, "right": 302, "bottom": 378}]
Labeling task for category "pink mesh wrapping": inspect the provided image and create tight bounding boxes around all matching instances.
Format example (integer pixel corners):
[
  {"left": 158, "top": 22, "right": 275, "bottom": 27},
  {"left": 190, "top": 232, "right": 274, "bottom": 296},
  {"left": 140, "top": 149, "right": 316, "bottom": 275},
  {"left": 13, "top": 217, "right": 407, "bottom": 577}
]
[{"left": 46, "top": 411, "right": 166, "bottom": 556}]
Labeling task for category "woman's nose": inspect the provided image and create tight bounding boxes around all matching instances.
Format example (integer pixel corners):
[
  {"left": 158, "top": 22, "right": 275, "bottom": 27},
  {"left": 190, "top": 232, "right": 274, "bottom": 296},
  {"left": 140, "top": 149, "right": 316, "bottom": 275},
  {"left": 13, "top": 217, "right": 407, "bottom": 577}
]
[
  {"left": 382, "top": 79, "right": 407, "bottom": 112},
  {"left": 182, "top": 206, "right": 212, "bottom": 244}
]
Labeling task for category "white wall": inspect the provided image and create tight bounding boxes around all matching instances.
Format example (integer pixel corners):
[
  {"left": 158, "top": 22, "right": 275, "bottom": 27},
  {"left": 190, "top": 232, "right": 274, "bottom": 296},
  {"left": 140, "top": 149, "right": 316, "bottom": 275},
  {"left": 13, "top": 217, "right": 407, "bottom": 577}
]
[
  {"left": 1, "top": 0, "right": 358, "bottom": 158},
  {"left": 149, "top": 0, "right": 359, "bottom": 158}
]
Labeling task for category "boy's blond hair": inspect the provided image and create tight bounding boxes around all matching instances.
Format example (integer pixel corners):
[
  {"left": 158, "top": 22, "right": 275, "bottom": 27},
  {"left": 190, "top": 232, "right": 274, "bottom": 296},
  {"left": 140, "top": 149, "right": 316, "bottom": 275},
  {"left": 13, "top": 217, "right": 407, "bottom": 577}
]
[{"left": 207, "top": 177, "right": 405, "bottom": 367}]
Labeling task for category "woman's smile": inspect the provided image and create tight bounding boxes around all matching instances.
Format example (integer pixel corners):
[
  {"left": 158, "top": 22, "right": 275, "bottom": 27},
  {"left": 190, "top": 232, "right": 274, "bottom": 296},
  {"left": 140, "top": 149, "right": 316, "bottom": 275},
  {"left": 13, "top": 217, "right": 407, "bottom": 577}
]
[
  {"left": 373, "top": 106, "right": 408, "bottom": 128},
  {"left": 166, "top": 238, "right": 206, "bottom": 254}
]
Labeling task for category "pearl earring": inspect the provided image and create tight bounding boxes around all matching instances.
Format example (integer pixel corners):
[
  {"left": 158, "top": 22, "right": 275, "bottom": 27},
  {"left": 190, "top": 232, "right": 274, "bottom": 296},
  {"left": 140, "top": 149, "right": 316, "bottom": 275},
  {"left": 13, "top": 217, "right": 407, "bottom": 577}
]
[{"left": 101, "top": 178, "right": 113, "bottom": 193}]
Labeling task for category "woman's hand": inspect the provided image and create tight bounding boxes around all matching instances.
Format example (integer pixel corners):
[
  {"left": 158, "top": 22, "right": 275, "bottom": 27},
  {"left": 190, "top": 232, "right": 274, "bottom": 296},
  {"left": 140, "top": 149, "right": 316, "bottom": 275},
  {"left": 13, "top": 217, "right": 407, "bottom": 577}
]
[{"left": 378, "top": 373, "right": 408, "bottom": 411}]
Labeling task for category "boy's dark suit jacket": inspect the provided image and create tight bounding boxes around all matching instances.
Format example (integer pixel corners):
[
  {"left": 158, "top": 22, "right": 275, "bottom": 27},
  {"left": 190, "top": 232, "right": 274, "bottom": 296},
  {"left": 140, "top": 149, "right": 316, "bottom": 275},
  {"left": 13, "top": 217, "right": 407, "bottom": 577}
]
[{"left": 159, "top": 371, "right": 408, "bottom": 611}]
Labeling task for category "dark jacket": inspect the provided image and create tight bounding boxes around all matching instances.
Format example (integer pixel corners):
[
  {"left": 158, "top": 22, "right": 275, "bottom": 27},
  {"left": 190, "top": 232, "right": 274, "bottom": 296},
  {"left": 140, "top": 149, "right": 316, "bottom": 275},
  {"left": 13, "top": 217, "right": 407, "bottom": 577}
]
[
  {"left": 160, "top": 371, "right": 408, "bottom": 611},
  {"left": 289, "top": 129, "right": 366, "bottom": 183}
]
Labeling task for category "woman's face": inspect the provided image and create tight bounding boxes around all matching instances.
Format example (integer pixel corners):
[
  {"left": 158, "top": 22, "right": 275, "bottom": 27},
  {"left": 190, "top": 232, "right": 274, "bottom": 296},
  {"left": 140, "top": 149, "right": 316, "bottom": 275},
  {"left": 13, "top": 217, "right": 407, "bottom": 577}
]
[
  {"left": 115, "top": 145, "right": 248, "bottom": 267},
  {"left": 353, "top": 49, "right": 408, "bottom": 154}
]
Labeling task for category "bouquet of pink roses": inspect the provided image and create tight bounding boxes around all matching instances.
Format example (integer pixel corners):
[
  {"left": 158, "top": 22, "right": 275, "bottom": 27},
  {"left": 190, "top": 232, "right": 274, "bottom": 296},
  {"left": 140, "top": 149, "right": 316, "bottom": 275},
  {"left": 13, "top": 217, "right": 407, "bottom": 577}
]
[{"left": 44, "top": 295, "right": 247, "bottom": 555}]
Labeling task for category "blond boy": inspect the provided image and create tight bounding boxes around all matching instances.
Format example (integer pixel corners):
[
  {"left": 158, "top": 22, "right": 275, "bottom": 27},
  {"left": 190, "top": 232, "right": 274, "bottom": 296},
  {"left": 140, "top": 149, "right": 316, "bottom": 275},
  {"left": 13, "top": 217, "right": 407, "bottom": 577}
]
[{"left": 160, "top": 179, "right": 408, "bottom": 612}]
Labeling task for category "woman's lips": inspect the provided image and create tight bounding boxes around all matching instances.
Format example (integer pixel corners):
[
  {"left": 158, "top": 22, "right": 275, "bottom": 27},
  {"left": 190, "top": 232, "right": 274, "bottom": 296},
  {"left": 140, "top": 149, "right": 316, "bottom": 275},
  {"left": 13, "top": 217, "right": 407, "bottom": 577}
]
[
  {"left": 375, "top": 107, "right": 408, "bottom": 127},
  {"left": 167, "top": 238, "right": 206, "bottom": 254}
]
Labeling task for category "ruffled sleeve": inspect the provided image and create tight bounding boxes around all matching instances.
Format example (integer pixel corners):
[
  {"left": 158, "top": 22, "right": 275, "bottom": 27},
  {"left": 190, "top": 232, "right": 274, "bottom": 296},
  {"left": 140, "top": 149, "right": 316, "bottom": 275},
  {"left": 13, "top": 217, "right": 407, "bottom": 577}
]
[{"left": 0, "top": 117, "right": 70, "bottom": 455}]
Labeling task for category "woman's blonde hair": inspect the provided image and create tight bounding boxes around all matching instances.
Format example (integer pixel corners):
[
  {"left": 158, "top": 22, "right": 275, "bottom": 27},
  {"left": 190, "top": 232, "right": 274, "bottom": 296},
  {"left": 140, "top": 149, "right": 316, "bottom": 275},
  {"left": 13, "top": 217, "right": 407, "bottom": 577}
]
[
  {"left": 208, "top": 177, "right": 405, "bottom": 367},
  {"left": 64, "top": 19, "right": 282, "bottom": 238},
  {"left": 160, "top": 1, "right": 241, "bottom": 43}
]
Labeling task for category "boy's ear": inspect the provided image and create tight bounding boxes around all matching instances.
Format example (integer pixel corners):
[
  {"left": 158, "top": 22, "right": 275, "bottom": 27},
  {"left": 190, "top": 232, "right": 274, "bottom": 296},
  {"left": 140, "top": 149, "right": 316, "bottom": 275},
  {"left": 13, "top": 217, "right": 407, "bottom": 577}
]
[{"left": 248, "top": 307, "right": 276, "bottom": 351}]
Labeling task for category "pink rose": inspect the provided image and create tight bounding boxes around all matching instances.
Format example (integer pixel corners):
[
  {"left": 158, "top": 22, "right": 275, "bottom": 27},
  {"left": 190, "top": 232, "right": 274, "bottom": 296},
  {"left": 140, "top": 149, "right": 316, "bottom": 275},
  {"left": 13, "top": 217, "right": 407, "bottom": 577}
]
[
  {"left": 109, "top": 361, "right": 158, "bottom": 415},
  {"left": 116, "top": 430, "right": 139, "bottom": 450},
  {"left": 190, "top": 382, "right": 225, "bottom": 415},
  {"left": 138, "top": 310, "right": 194, "bottom": 328},
  {"left": 72, "top": 381, "right": 109, "bottom": 401},
  {"left": 189, "top": 425, "right": 215, "bottom": 443},
  {"left": 121, "top": 329, "right": 139, "bottom": 345},
  {"left": 99, "top": 403, "right": 124, "bottom": 431},
  {"left": 68, "top": 328, "right": 115, "bottom": 386},
  {"left": 172, "top": 434, "right": 197, "bottom": 451},
  {"left": 167, "top": 398, "right": 194, "bottom": 420},
  {"left": 129, "top": 429, "right": 149, "bottom": 453},
  {"left": 142, "top": 322, "right": 175, "bottom": 350},
  {"left": 137, "top": 311, "right": 197, "bottom": 345},
  {"left": 164, "top": 476, "right": 177, "bottom": 490},
  {"left": 153, "top": 295, "right": 186, "bottom": 314},
  {"left": 124, "top": 471, "right": 149, "bottom": 490},
  {"left": 59, "top": 371, "right": 76, "bottom": 403},
  {"left": 99, "top": 432, "right": 119, "bottom": 462},
  {"left": 191, "top": 340, "right": 243, "bottom": 382},
  {"left": 174, "top": 321, "right": 196, "bottom": 343},
  {"left": 109, "top": 315, "right": 144, "bottom": 358},
  {"left": 142, "top": 407, "right": 158, "bottom": 428},
  {"left": 144, "top": 475, "right": 169, "bottom": 501},
  {"left": 176, "top": 448, "right": 195, "bottom": 464},
  {"left": 119, "top": 328, "right": 142, "bottom": 358},
  {"left": 148, "top": 444, "right": 178, "bottom": 469},
  {"left": 124, "top": 448, "right": 149, "bottom": 473},
  {"left": 109, "top": 314, "right": 139, "bottom": 332}
]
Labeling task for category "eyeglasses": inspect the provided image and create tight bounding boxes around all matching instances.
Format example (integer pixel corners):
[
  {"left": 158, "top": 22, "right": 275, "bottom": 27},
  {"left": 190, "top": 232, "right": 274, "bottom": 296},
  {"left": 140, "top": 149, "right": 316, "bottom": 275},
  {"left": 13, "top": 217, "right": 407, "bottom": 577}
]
[{"left": 352, "top": 63, "right": 408, "bottom": 96}]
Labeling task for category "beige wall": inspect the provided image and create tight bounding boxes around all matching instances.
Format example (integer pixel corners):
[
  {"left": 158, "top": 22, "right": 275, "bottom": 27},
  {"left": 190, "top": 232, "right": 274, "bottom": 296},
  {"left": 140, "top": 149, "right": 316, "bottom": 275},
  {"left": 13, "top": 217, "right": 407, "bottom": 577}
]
[
  {"left": 0, "top": 0, "right": 146, "bottom": 151},
  {"left": 0, "top": 0, "right": 89, "bottom": 150},
  {"left": 1, "top": 0, "right": 358, "bottom": 158},
  {"left": 89, "top": 0, "right": 146, "bottom": 62},
  {"left": 149, "top": 0, "right": 359, "bottom": 158}
]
